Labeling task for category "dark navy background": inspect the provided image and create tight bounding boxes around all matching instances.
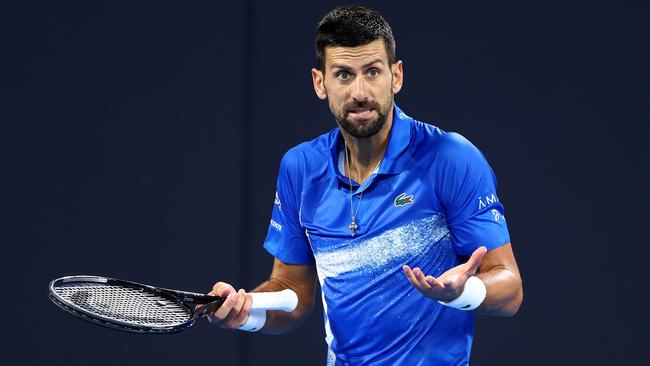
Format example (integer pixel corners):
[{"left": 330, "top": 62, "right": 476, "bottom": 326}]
[{"left": 3, "top": 1, "right": 648, "bottom": 365}]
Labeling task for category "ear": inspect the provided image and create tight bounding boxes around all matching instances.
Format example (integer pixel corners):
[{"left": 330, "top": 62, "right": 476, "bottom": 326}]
[
  {"left": 311, "top": 68, "right": 327, "bottom": 100},
  {"left": 391, "top": 60, "right": 404, "bottom": 94}
]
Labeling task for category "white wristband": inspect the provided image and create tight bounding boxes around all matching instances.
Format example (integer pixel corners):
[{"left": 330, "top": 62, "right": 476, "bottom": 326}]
[
  {"left": 438, "top": 276, "right": 487, "bottom": 311},
  {"left": 238, "top": 309, "right": 266, "bottom": 332}
]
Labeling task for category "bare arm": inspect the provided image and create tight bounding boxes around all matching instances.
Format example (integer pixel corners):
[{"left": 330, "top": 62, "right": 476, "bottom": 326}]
[
  {"left": 205, "top": 258, "right": 317, "bottom": 334},
  {"left": 252, "top": 258, "right": 318, "bottom": 334},
  {"left": 403, "top": 243, "right": 523, "bottom": 316},
  {"left": 474, "top": 243, "right": 523, "bottom": 316}
]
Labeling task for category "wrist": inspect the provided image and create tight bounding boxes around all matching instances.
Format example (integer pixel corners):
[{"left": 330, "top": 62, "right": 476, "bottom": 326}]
[
  {"left": 438, "top": 276, "right": 486, "bottom": 311},
  {"left": 238, "top": 309, "right": 266, "bottom": 332}
]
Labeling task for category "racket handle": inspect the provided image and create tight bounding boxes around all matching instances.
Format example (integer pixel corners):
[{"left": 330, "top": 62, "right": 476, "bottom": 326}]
[{"left": 249, "top": 289, "right": 298, "bottom": 312}]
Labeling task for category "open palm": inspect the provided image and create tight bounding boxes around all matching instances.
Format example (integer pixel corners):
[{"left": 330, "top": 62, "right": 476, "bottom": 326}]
[{"left": 403, "top": 246, "right": 487, "bottom": 302}]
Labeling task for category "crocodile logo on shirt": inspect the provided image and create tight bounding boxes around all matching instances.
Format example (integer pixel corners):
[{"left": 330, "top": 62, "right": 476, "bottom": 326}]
[{"left": 394, "top": 193, "right": 414, "bottom": 207}]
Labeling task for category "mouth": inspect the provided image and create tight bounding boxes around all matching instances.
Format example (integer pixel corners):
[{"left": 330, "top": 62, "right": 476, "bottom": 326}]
[{"left": 347, "top": 108, "right": 375, "bottom": 120}]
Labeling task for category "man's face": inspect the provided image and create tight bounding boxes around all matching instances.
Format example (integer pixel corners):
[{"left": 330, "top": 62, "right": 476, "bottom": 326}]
[{"left": 312, "top": 39, "right": 403, "bottom": 139}]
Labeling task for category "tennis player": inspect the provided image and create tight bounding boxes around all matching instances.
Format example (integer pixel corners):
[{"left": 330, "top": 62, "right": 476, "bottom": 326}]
[{"left": 207, "top": 5, "right": 523, "bottom": 365}]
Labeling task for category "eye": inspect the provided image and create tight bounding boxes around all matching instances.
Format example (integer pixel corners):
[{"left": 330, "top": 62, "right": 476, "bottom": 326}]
[
  {"left": 368, "top": 68, "right": 379, "bottom": 77},
  {"left": 337, "top": 71, "right": 350, "bottom": 81}
]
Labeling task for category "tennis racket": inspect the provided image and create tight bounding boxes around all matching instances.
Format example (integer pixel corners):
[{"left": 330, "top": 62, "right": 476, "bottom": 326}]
[{"left": 48, "top": 275, "right": 298, "bottom": 334}]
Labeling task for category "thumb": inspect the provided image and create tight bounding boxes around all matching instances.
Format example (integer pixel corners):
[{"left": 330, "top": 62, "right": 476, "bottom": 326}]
[
  {"left": 210, "top": 282, "right": 236, "bottom": 297},
  {"left": 464, "top": 246, "right": 488, "bottom": 275}
]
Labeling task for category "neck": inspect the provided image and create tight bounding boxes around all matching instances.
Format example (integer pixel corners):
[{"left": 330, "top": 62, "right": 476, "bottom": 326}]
[{"left": 341, "top": 104, "right": 394, "bottom": 182}]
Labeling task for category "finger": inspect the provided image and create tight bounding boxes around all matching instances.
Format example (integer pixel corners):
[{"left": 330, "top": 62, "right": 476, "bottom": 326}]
[
  {"left": 402, "top": 265, "right": 421, "bottom": 289},
  {"left": 464, "top": 246, "right": 488, "bottom": 275},
  {"left": 425, "top": 275, "right": 445, "bottom": 289},
  {"left": 215, "top": 282, "right": 237, "bottom": 297},
  {"left": 222, "top": 289, "right": 247, "bottom": 327},
  {"left": 412, "top": 268, "right": 433, "bottom": 291},
  {"left": 231, "top": 290, "right": 254, "bottom": 327},
  {"left": 212, "top": 292, "right": 238, "bottom": 322},
  {"left": 210, "top": 282, "right": 236, "bottom": 297}
]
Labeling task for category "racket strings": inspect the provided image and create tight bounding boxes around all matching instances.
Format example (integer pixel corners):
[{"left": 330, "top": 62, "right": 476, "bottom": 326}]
[{"left": 53, "top": 282, "right": 190, "bottom": 327}]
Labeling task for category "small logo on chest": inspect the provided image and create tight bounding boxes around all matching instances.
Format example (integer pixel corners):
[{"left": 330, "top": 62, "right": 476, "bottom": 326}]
[{"left": 394, "top": 193, "right": 414, "bottom": 207}]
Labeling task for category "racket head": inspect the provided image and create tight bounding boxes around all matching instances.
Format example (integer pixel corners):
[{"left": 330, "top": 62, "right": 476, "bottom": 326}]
[{"left": 49, "top": 275, "right": 211, "bottom": 334}]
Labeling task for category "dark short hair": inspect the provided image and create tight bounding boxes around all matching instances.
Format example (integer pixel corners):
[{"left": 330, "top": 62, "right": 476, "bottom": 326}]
[{"left": 315, "top": 5, "right": 396, "bottom": 71}]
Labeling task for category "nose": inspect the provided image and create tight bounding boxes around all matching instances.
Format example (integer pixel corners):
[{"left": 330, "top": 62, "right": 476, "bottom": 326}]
[{"left": 351, "top": 77, "right": 368, "bottom": 102}]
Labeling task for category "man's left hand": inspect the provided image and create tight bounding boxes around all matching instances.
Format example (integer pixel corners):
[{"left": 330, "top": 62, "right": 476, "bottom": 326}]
[{"left": 402, "top": 246, "right": 487, "bottom": 303}]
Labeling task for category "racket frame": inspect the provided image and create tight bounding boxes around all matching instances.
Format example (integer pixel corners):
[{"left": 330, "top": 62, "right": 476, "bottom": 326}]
[{"left": 48, "top": 275, "right": 224, "bottom": 334}]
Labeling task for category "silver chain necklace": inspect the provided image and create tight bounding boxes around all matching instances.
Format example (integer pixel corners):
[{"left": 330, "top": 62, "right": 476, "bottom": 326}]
[{"left": 344, "top": 144, "right": 382, "bottom": 237}]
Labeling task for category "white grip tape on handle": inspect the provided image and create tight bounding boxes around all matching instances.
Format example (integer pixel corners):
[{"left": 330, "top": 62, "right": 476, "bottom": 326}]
[
  {"left": 249, "top": 289, "right": 298, "bottom": 312},
  {"left": 238, "top": 289, "right": 298, "bottom": 332}
]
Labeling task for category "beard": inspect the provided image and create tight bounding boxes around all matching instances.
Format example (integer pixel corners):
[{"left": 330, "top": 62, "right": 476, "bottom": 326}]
[{"left": 330, "top": 97, "right": 392, "bottom": 139}]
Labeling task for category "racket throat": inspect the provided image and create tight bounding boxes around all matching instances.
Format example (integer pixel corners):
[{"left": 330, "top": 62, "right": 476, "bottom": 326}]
[{"left": 192, "top": 300, "right": 224, "bottom": 319}]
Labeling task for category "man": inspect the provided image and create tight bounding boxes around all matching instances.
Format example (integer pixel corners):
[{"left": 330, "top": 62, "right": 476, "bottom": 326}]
[{"left": 207, "top": 5, "right": 523, "bottom": 365}]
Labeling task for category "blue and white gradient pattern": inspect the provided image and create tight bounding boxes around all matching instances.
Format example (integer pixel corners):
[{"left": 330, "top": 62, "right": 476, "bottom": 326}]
[{"left": 311, "top": 215, "right": 458, "bottom": 365}]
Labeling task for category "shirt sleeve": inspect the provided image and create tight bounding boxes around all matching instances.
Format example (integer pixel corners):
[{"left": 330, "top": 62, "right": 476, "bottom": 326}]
[
  {"left": 262, "top": 151, "right": 314, "bottom": 264},
  {"left": 433, "top": 132, "right": 511, "bottom": 256}
]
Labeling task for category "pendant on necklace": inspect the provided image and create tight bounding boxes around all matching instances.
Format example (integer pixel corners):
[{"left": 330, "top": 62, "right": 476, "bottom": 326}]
[{"left": 349, "top": 217, "right": 359, "bottom": 237}]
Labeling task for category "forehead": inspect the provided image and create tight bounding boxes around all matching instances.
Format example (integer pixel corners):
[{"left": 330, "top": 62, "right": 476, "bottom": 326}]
[{"left": 324, "top": 39, "right": 388, "bottom": 68}]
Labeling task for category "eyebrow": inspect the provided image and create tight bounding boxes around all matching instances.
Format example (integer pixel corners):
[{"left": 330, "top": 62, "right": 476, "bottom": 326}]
[{"left": 330, "top": 58, "right": 385, "bottom": 71}]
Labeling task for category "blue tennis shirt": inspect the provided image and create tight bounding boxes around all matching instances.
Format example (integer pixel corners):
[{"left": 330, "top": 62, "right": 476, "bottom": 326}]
[{"left": 263, "top": 104, "right": 510, "bottom": 365}]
